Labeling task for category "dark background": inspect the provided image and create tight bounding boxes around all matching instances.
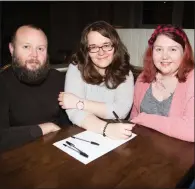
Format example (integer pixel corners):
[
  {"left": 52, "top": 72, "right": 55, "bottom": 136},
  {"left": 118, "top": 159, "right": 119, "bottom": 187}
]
[{"left": 0, "top": 1, "right": 194, "bottom": 67}]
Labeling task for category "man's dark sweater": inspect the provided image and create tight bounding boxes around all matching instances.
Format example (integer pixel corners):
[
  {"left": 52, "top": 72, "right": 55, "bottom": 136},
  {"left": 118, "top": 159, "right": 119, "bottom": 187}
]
[{"left": 0, "top": 66, "right": 71, "bottom": 152}]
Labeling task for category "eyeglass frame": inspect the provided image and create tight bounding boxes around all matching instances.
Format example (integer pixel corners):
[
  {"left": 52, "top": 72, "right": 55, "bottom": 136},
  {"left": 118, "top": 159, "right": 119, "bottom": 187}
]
[{"left": 87, "top": 43, "right": 114, "bottom": 53}]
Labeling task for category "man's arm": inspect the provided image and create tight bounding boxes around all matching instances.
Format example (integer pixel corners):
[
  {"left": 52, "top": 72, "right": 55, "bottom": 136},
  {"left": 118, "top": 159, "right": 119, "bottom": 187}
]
[
  {"left": 0, "top": 77, "right": 59, "bottom": 152},
  {"left": 57, "top": 106, "right": 72, "bottom": 127}
]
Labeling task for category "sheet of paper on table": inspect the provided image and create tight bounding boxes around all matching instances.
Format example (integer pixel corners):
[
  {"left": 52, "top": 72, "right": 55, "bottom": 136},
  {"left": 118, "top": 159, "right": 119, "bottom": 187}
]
[{"left": 53, "top": 130, "right": 137, "bottom": 165}]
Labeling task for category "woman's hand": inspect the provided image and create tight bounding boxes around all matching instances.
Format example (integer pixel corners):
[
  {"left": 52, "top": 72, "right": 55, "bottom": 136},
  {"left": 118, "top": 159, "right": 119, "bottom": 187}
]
[
  {"left": 105, "top": 122, "right": 135, "bottom": 140},
  {"left": 58, "top": 92, "right": 80, "bottom": 109}
]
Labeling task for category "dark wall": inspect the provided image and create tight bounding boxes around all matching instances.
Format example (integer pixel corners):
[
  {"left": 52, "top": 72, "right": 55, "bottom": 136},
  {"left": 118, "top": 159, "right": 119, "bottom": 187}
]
[
  {"left": 0, "top": 2, "right": 1, "bottom": 67},
  {"left": 1, "top": 1, "right": 194, "bottom": 67},
  {"left": 183, "top": 2, "right": 195, "bottom": 28},
  {"left": 1, "top": 2, "right": 50, "bottom": 66}
]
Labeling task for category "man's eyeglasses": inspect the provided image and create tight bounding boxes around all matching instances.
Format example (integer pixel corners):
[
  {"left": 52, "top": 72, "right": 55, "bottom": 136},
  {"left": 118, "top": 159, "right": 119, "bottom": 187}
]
[{"left": 88, "top": 43, "right": 114, "bottom": 53}]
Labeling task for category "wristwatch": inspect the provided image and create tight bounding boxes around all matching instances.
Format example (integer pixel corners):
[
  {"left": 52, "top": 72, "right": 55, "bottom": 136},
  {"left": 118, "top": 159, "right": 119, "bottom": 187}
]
[{"left": 76, "top": 100, "right": 84, "bottom": 110}]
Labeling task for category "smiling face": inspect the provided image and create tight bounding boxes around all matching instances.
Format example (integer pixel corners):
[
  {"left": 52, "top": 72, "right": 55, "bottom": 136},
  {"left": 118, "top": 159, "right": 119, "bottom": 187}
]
[
  {"left": 87, "top": 31, "right": 114, "bottom": 75},
  {"left": 152, "top": 34, "right": 184, "bottom": 76}
]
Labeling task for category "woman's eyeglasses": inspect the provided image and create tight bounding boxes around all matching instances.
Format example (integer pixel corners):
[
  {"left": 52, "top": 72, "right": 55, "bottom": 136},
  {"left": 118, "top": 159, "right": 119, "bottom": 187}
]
[{"left": 88, "top": 43, "right": 114, "bottom": 53}]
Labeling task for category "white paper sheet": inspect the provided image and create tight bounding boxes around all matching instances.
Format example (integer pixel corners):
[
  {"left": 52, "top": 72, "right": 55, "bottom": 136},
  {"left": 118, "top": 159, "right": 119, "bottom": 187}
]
[{"left": 53, "top": 131, "right": 137, "bottom": 164}]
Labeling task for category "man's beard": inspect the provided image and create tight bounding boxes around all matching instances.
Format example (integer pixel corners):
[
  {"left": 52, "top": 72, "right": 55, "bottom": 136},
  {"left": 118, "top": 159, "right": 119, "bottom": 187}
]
[{"left": 12, "top": 54, "right": 50, "bottom": 85}]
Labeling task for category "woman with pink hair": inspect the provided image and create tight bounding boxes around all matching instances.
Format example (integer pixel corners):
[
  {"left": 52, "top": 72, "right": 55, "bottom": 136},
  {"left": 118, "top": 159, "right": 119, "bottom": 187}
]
[{"left": 130, "top": 25, "right": 194, "bottom": 142}]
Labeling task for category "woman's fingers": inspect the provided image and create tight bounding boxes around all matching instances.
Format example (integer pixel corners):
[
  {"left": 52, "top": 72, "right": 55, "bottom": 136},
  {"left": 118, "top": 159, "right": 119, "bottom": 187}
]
[
  {"left": 58, "top": 92, "right": 65, "bottom": 102},
  {"left": 119, "top": 124, "right": 133, "bottom": 138},
  {"left": 59, "top": 92, "right": 64, "bottom": 97},
  {"left": 59, "top": 102, "right": 64, "bottom": 106},
  {"left": 59, "top": 102, "right": 65, "bottom": 109},
  {"left": 122, "top": 129, "right": 132, "bottom": 137},
  {"left": 121, "top": 134, "right": 130, "bottom": 139},
  {"left": 58, "top": 96, "right": 63, "bottom": 102},
  {"left": 123, "top": 124, "right": 133, "bottom": 131}
]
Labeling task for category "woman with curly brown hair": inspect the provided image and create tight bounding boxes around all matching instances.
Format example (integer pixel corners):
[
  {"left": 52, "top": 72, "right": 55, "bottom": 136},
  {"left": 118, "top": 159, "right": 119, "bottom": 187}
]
[
  {"left": 58, "top": 21, "right": 134, "bottom": 140},
  {"left": 130, "top": 24, "right": 194, "bottom": 142}
]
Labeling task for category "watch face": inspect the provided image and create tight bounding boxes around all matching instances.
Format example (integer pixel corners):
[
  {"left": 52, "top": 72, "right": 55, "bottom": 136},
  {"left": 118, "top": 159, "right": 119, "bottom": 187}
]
[{"left": 77, "top": 101, "right": 84, "bottom": 110}]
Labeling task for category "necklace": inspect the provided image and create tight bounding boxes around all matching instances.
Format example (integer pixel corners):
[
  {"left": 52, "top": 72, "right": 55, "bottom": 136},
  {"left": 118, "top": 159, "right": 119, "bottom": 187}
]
[{"left": 154, "top": 74, "right": 176, "bottom": 95}]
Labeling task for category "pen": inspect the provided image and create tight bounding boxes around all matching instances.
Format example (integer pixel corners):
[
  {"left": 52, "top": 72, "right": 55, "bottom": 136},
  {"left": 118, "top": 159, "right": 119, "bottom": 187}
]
[
  {"left": 71, "top": 136, "right": 99, "bottom": 146},
  {"left": 112, "top": 111, "right": 134, "bottom": 124},
  {"left": 112, "top": 111, "right": 122, "bottom": 123},
  {"left": 65, "top": 141, "right": 89, "bottom": 158},
  {"left": 112, "top": 111, "right": 133, "bottom": 137},
  {"left": 63, "top": 143, "right": 88, "bottom": 158}
]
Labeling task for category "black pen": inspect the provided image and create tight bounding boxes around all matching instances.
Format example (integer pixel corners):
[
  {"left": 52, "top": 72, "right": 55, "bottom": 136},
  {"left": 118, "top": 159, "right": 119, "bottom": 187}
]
[
  {"left": 65, "top": 141, "right": 89, "bottom": 158},
  {"left": 112, "top": 111, "right": 123, "bottom": 123},
  {"left": 112, "top": 111, "right": 134, "bottom": 124},
  {"left": 63, "top": 143, "right": 88, "bottom": 158},
  {"left": 71, "top": 136, "right": 99, "bottom": 146},
  {"left": 112, "top": 111, "right": 132, "bottom": 137}
]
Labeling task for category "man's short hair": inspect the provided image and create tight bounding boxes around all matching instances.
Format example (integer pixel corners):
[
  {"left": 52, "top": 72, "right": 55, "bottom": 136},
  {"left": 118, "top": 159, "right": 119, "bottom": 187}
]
[{"left": 11, "top": 24, "right": 47, "bottom": 45}]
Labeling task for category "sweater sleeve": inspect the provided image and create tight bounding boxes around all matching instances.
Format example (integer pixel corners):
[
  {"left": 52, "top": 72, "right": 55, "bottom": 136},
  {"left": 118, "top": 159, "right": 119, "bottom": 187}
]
[
  {"left": 57, "top": 106, "right": 73, "bottom": 126},
  {"left": 131, "top": 75, "right": 194, "bottom": 142},
  {"left": 105, "top": 71, "right": 134, "bottom": 119},
  {"left": 65, "top": 64, "right": 91, "bottom": 126},
  {"left": 0, "top": 76, "right": 43, "bottom": 152}
]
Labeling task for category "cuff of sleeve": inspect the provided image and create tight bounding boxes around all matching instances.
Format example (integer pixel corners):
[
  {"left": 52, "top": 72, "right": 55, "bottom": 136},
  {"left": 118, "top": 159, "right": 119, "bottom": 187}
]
[
  {"left": 131, "top": 112, "right": 145, "bottom": 124},
  {"left": 30, "top": 125, "right": 43, "bottom": 138}
]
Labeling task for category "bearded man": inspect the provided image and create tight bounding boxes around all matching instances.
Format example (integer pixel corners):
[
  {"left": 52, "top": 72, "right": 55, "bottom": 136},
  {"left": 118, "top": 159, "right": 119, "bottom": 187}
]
[{"left": 0, "top": 25, "right": 71, "bottom": 152}]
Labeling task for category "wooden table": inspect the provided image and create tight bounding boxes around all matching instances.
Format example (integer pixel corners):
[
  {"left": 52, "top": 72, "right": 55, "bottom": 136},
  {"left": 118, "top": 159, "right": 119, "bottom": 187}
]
[{"left": 0, "top": 125, "right": 194, "bottom": 188}]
